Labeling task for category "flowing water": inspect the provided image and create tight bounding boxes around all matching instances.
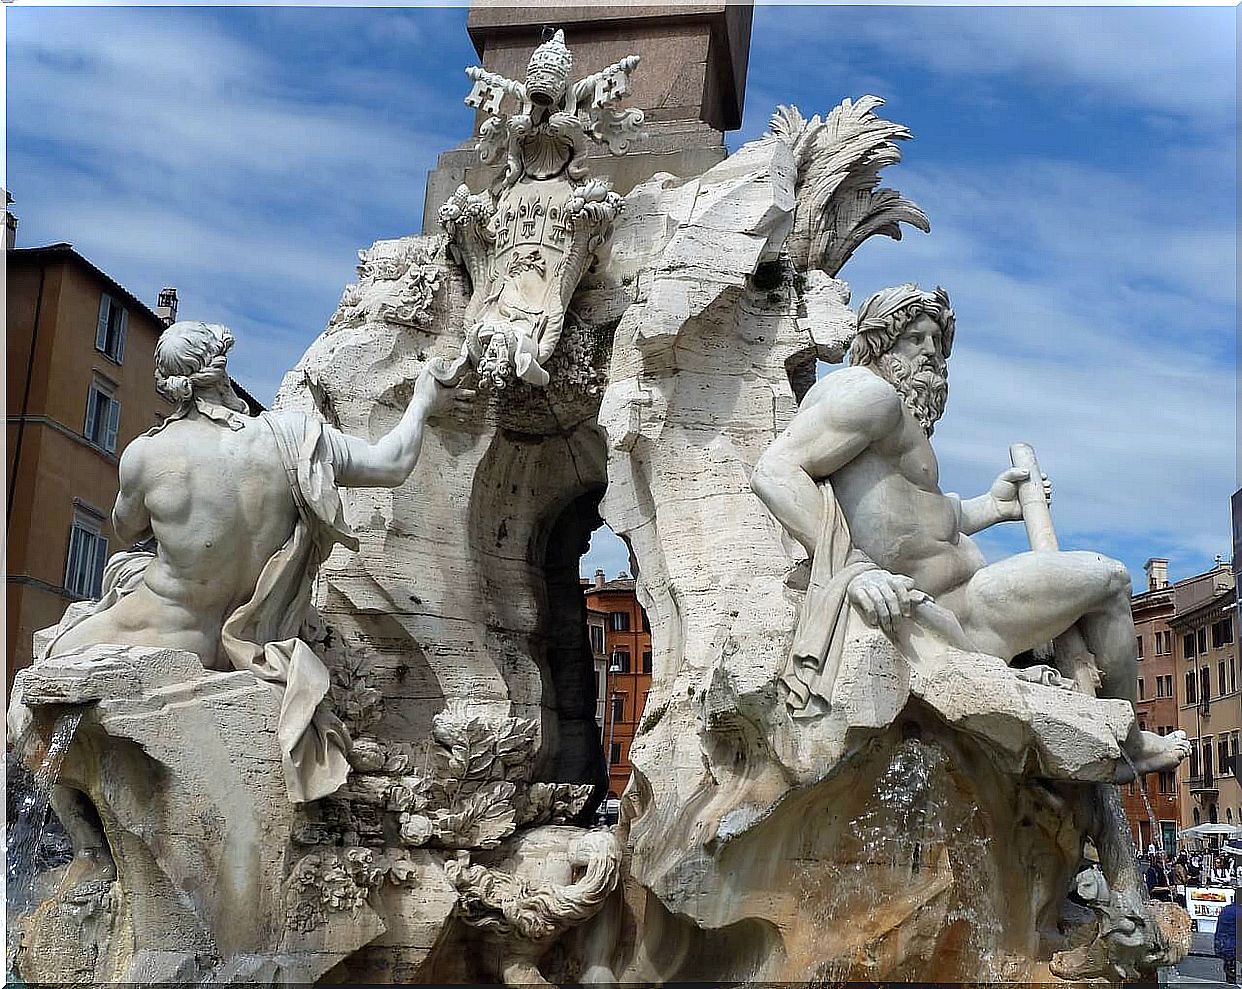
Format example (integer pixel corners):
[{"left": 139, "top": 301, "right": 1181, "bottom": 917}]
[
  {"left": 800, "top": 739, "right": 1004, "bottom": 985},
  {"left": 6, "top": 709, "right": 84, "bottom": 968}
]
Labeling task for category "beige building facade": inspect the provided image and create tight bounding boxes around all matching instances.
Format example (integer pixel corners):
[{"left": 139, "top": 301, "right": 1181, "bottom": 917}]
[{"left": 1173, "top": 562, "right": 1240, "bottom": 830}]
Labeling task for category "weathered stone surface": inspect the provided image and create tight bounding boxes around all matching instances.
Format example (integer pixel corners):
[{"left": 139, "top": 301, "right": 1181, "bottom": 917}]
[{"left": 10, "top": 646, "right": 376, "bottom": 982}]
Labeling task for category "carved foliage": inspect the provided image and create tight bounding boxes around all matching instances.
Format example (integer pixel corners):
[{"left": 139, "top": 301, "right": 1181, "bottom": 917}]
[
  {"left": 769, "top": 97, "right": 930, "bottom": 277},
  {"left": 292, "top": 696, "right": 592, "bottom": 856}
]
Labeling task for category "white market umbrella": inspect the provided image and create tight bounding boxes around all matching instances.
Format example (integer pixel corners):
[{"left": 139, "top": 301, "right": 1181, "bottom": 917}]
[{"left": 1179, "top": 824, "right": 1242, "bottom": 837}]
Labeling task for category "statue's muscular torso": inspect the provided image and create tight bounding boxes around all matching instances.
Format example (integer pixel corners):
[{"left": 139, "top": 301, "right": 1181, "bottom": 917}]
[
  {"left": 49, "top": 413, "right": 301, "bottom": 669},
  {"left": 785, "top": 367, "right": 986, "bottom": 596}
]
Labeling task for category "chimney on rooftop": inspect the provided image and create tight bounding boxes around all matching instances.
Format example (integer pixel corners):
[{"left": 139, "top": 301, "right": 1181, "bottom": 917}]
[
  {"left": 594, "top": 569, "right": 605, "bottom": 589},
  {"left": 1144, "top": 558, "right": 1169, "bottom": 591},
  {"left": 4, "top": 190, "right": 17, "bottom": 249},
  {"left": 156, "top": 287, "right": 179, "bottom": 326},
  {"left": 617, "top": 571, "right": 630, "bottom": 580}
]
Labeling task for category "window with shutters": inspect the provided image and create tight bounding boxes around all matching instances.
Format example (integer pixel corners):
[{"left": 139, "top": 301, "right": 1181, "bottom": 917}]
[
  {"left": 610, "top": 610, "right": 630, "bottom": 632},
  {"left": 642, "top": 650, "right": 652, "bottom": 674},
  {"left": 1184, "top": 632, "right": 1196, "bottom": 659},
  {"left": 84, "top": 377, "right": 121, "bottom": 453},
  {"left": 1136, "top": 635, "right": 1144, "bottom": 659},
  {"left": 611, "top": 694, "right": 624, "bottom": 723},
  {"left": 609, "top": 742, "right": 621, "bottom": 764},
  {"left": 611, "top": 650, "right": 630, "bottom": 673},
  {"left": 65, "top": 511, "right": 107, "bottom": 599},
  {"left": 95, "top": 293, "right": 128, "bottom": 363},
  {"left": 1186, "top": 670, "right": 1197, "bottom": 703},
  {"left": 1138, "top": 678, "right": 1145, "bottom": 700}
]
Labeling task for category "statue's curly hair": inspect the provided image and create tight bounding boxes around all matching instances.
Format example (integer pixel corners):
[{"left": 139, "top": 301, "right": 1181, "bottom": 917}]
[
  {"left": 154, "top": 321, "right": 235, "bottom": 405},
  {"left": 849, "top": 284, "right": 955, "bottom": 368}
]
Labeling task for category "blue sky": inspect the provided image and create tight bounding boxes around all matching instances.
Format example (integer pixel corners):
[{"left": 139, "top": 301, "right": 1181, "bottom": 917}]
[{"left": 6, "top": 5, "right": 1236, "bottom": 585}]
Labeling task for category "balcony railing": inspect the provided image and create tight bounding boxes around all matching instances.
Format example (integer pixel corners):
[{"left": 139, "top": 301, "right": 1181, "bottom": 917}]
[{"left": 1187, "top": 774, "right": 1218, "bottom": 794}]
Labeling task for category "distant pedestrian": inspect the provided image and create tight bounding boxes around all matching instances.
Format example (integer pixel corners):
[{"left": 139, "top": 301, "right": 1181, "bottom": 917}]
[
  {"left": 1146, "top": 853, "right": 1172, "bottom": 902},
  {"left": 1215, "top": 896, "right": 1237, "bottom": 984}
]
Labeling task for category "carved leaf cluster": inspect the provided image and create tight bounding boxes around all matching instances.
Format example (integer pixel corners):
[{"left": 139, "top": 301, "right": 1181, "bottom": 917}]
[
  {"left": 295, "top": 703, "right": 592, "bottom": 856},
  {"left": 291, "top": 846, "right": 419, "bottom": 916},
  {"left": 768, "top": 96, "right": 930, "bottom": 277}
]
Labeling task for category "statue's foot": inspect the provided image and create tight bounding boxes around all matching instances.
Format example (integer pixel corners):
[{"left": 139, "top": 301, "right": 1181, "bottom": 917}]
[
  {"left": 1123, "top": 729, "right": 1192, "bottom": 777},
  {"left": 61, "top": 848, "right": 116, "bottom": 889}
]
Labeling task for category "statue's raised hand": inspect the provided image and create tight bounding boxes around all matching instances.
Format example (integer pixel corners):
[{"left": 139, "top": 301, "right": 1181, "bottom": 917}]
[
  {"left": 988, "top": 467, "right": 1051, "bottom": 522},
  {"left": 419, "top": 356, "right": 475, "bottom": 414},
  {"left": 847, "top": 570, "right": 929, "bottom": 633}
]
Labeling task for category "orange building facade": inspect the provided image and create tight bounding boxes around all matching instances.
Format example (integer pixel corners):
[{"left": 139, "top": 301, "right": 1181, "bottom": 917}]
[
  {"left": 1120, "top": 557, "right": 1237, "bottom": 852},
  {"left": 1122, "top": 559, "right": 1181, "bottom": 852},
  {"left": 6, "top": 244, "right": 177, "bottom": 687},
  {"left": 583, "top": 571, "right": 652, "bottom": 799}
]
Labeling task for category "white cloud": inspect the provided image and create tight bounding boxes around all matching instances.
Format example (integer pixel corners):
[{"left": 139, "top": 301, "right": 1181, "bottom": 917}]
[
  {"left": 7, "top": 8, "right": 467, "bottom": 404},
  {"left": 750, "top": 7, "right": 1236, "bottom": 131}
]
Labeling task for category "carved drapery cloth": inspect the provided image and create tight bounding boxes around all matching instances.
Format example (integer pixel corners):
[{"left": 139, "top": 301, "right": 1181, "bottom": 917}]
[
  {"left": 42, "top": 411, "right": 354, "bottom": 804},
  {"left": 785, "top": 483, "right": 987, "bottom": 717},
  {"left": 782, "top": 484, "right": 876, "bottom": 717}
]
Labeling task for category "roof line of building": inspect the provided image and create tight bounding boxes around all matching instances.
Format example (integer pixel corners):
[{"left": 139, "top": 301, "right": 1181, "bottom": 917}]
[
  {"left": 9, "top": 242, "right": 165, "bottom": 328},
  {"left": 10, "top": 241, "right": 266, "bottom": 412},
  {"left": 1168, "top": 587, "right": 1237, "bottom": 628}
]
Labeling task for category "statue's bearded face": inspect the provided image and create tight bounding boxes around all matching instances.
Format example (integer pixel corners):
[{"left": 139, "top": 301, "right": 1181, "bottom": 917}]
[{"left": 878, "top": 314, "right": 949, "bottom": 435}]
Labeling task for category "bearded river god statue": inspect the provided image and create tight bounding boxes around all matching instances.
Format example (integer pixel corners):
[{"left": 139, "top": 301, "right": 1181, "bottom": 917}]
[
  {"left": 7, "top": 22, "right": 1194, "bottom": 989},
  {"left": 750, "top": 282, "right": 1191, "bottom": 780}
]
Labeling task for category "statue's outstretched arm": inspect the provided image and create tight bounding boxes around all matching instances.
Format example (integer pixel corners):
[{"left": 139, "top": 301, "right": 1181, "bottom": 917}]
[{"left": 330, "top": 361, "right": 455, "bottom": 489}]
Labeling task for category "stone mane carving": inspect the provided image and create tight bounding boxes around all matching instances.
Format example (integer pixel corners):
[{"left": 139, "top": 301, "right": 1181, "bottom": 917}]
[
  {"left": 439, "top": 29, "right": 641, "bottom": 389},
  {"left": 328, "top": 238, "right": 444, "bottom": 331},
  {"left": 444, "top": 828, "right": 621, "bottom": 987}
]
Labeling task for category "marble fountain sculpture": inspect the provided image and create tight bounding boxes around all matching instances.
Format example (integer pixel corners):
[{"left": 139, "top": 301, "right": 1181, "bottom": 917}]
[{"left": 8, "top": 29, "right": 1194, "bottom": 986}]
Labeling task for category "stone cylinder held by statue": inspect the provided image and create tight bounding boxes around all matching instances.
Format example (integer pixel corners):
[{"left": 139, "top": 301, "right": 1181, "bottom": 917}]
[{"left": 1010, "top": 442, "right": 1058, "bottom": 552}]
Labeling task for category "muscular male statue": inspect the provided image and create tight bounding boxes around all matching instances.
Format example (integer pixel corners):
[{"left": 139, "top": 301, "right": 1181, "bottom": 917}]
[
  {"left": 44, "top": 320, "right": 458, "bottom": 883},
  {"left": 751, "top": 284, "right": 1190, "bottom": 778}
]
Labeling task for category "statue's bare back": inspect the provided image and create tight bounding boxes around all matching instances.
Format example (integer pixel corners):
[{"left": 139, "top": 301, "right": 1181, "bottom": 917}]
[{"left": 51, "top": 413, "right": 301, "bottom": 669}]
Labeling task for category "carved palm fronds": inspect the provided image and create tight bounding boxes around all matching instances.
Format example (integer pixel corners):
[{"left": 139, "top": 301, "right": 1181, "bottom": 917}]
[{"left": 769, "top": 96, "right": 930, "bottom": 277}]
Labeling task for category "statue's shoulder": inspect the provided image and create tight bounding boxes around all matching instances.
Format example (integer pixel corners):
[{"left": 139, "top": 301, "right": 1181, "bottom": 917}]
[{"left": 801, "top": 366, "right": 901, "bottom": 427}]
